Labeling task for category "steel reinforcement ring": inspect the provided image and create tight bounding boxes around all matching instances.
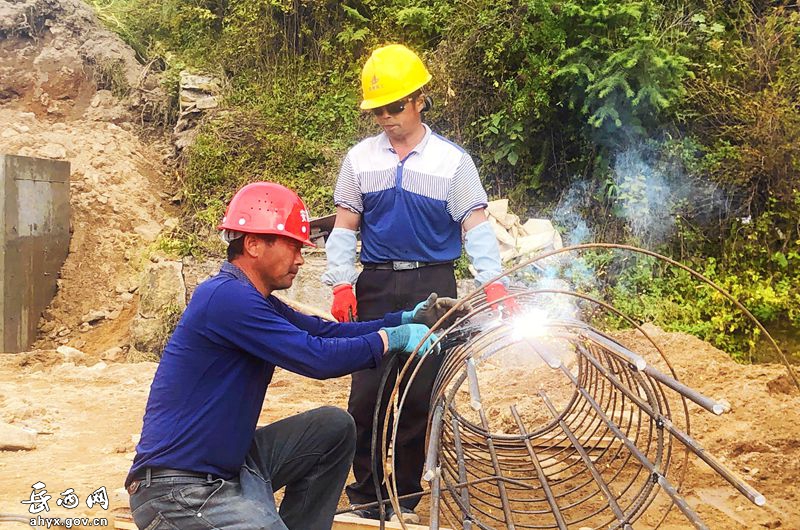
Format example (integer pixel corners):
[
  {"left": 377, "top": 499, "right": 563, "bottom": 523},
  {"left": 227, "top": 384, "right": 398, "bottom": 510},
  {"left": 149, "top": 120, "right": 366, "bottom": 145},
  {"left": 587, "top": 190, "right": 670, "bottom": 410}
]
[{"left": 380, "top": 244, "right": 784, "bottom": 530}]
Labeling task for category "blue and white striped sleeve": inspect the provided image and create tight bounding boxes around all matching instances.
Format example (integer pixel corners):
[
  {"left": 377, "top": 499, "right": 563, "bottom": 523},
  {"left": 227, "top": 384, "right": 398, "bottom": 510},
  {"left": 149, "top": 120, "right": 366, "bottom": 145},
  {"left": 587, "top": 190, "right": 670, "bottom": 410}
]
[
  {"left": 446, "top": 152, "right": 488, "bottom": 223},
  {"left": 334, "top": 155, "right": 363, "bottom": 214}
]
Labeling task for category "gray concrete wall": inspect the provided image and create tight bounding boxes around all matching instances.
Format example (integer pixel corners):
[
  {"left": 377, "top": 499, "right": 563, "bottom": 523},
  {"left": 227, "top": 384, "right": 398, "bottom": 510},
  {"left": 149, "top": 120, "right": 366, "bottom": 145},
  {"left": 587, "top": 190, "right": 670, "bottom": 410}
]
[{"left": 1, "top": 154, "right": 70, "bottom": 353}]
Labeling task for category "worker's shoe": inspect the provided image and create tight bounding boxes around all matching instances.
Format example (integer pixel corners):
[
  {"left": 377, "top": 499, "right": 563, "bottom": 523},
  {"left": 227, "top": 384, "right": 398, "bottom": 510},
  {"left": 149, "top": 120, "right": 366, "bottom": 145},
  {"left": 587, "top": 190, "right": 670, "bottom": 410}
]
[
  {"left": 341, "top": 507, "right": 381, "bottom": 520},
  {"left": 389, "top": 506, "right": 421, "bottom": 524}
]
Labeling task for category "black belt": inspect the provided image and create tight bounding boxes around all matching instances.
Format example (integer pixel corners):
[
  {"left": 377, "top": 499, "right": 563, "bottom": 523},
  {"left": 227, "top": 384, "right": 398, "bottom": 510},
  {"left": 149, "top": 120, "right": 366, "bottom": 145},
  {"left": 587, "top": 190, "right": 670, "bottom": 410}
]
[
  {"left": 138, "top": 467, "right": 214, "bottom": 480},
  {"left": 363, "top": 260, "right": 453, "bottom": 271},
  {"left": 128, "top": 467, "right": 218, "bottom": 493}
]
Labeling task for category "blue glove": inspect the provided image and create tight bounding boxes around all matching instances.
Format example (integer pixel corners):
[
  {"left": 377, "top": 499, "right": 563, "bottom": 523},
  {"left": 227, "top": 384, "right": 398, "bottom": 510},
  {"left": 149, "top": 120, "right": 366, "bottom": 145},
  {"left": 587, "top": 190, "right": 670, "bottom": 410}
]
[{"left": 382, "top": 323, "right": 440, "bottom": 356}]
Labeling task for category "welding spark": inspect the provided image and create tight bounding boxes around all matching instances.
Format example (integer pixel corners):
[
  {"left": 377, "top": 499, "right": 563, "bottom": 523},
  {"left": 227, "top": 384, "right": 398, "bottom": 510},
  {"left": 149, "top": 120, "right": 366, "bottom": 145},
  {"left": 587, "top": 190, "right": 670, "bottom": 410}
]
[{"left": 510, "top": 308, "right": 551, "bottom": 340}]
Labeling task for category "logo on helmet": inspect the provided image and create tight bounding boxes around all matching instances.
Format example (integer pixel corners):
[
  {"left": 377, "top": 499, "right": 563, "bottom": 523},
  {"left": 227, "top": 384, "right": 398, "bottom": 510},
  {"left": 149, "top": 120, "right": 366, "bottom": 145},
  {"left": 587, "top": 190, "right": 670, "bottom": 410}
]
[
  {"left": 300, "top": 210, "right": 309, "bottom": 223},
  {"left": 370, "top": 74, "right": 381, "bottom": 92}
]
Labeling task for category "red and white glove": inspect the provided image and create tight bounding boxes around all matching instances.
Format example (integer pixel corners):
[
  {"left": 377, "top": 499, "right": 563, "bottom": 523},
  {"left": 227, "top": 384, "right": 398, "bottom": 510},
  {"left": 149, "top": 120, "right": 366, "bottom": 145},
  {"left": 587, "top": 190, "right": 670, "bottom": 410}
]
[
  {"left": 331, "top": 284, "right": 358, "bottom": 322},
  {"left": 484, "top": 282, "right": 520, "bottom": 315}
]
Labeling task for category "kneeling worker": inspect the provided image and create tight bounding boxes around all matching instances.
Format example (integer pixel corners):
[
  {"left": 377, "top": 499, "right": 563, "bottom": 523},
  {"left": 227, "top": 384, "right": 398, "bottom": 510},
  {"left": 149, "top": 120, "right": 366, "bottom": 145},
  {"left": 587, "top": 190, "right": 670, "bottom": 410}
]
[{"left": 125, "top": 182, "right": 451, "bottom": 530}]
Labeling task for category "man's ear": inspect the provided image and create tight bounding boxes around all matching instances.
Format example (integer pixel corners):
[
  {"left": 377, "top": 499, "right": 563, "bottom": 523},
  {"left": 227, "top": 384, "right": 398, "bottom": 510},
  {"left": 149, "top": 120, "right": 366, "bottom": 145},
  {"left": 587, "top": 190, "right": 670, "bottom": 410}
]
[
  {"left": 243, "top": 234, "right": 262, "bottom": 258},
  {"left": 421, "top": 95, "right": 432, "bottom": 112}
]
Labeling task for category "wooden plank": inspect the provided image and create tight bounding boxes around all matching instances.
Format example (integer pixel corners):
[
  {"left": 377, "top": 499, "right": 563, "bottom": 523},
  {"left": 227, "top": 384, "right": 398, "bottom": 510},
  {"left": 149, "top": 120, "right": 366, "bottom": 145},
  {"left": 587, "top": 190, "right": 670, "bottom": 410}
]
[
  {"left": 114, "top": 520, "right": 137, "bottom": 530},
  {"left": 333, "top": 514, "right": 444, "bottom": 530}
]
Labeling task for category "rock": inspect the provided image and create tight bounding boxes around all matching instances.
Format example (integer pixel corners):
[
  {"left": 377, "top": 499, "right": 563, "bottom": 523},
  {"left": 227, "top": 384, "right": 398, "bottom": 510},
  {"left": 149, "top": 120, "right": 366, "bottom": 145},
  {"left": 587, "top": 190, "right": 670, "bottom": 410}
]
[
  {"left": 130, "top": 260, "right": 187, "bottom": 354},
  {"left": 137, "top": 261, "right": 187, "bottom": 319},
  {"left": 130, "top": 316, "right": 166, "bottom": 355},
  {"left": 1, "top": 128, "right": 18, "bottom": 138},
  {"left": 82, "top": 310, "right": 106, "bottom": 324},
  {"left": 57, "top": 327, "right": 71, "bottom": 337},
  {"left": 120, "top": 292, "right": 134, "bottom": 303},
  {"left": 0, "top": 422, "right": 37, "bottom": 451},
  {"left": 194, "top": 96, "right": 219, "bottom": 110},
  {"left": 79, "top": 322, "right": 91, "bottom": 332},
  {"left": 179, "top": 72, "right": 221, "bottom": 93},
  {"left": 56, "top": 345, "right": 85, "bottom": 363},
  {"left": 73, "top": 339, "right": 86, "bottom": 349},
  {"left": 87, "top": 361, "right": 107, "bottom": 372},
  {"left": 39, "top": 143, "right": 67, "bottom": 159},
  {"left": 101, "top": 346, "right": 125, "bottom": 363},
  {"left": 106, "top": 307, "right": 121, "bottom": 320}
]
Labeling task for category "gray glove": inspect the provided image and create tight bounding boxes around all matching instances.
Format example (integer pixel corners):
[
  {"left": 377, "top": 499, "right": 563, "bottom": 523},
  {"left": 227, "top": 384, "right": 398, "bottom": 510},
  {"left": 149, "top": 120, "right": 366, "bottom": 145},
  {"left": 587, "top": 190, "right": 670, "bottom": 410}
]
[{"left": 402, "top": 293, "right": 471, "bottom": 328}]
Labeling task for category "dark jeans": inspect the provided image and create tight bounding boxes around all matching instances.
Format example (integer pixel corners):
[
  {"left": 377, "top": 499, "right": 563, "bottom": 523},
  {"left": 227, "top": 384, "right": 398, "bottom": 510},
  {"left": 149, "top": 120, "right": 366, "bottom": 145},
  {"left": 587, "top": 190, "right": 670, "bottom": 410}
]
[
  {"left": 346, "top": 264, "right": 456, "bottom": 509},
  {"left": 129, "top": 407, "right": 356, "bottom": 529}
]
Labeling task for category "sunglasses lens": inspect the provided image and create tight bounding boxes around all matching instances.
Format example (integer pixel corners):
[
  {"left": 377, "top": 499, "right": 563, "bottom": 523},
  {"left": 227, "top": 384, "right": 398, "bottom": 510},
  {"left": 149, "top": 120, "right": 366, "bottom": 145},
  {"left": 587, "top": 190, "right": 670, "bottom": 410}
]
[
  {"left": 386, "top": 100, "right": 406, "bottom": 114},
  {"left": 371, "top": 99, "right": 407, "bottom": 116}
]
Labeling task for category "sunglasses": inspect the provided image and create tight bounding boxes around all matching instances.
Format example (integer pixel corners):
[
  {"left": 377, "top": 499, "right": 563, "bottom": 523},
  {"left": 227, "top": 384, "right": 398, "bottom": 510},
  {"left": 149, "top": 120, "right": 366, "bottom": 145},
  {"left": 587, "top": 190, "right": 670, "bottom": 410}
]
[{"left": 371, "top": 97, "right": 413, "bottom": 116}]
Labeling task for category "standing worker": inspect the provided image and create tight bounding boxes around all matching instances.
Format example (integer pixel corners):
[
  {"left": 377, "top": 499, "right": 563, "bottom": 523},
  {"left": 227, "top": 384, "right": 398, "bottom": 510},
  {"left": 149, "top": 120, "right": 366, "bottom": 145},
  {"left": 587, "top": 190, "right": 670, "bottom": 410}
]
[
  {"left": 322, "top": 44, "right": 516, "bottom": 523},
  {"left": 125, "top": 182, "right": 451, "bottom": 530}
]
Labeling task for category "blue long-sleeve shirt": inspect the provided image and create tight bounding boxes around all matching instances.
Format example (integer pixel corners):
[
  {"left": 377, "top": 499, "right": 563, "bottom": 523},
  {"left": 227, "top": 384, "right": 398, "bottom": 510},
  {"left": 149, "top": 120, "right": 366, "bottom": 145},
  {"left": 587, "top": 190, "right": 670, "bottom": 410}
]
[{"left": 127, "top": 262, "right": 402, "bottom": 483}]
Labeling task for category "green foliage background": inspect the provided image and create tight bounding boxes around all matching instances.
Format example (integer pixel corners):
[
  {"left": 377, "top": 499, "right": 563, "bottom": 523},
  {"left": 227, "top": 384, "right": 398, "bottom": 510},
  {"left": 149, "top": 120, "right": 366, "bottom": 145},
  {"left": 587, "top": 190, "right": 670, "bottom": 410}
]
[{"left": 90, "top": 0, "right": 799, "bottom": 362}]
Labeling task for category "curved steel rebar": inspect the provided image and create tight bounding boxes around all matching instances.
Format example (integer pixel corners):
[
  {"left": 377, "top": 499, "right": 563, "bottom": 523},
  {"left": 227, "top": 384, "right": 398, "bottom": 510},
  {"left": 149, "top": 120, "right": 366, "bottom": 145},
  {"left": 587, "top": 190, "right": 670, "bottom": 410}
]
[{"left": 380, "top": 244, "right": 779, "bottom": 529}]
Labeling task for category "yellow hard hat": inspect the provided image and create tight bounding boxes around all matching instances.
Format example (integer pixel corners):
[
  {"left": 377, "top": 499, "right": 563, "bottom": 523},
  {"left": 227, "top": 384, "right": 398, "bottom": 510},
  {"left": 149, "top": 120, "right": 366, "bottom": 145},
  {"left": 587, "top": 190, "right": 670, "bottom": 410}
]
[{"left": 360, "top": 44, "right": 432, "bottom": 110}]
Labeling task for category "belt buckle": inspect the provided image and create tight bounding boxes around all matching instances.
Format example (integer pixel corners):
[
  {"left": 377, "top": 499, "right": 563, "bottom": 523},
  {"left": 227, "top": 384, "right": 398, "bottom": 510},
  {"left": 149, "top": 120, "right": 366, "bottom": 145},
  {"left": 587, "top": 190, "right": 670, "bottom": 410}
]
[
  {"left": 127, "top": 480, "right": 141, "bottom": 495},
  {"left": 393, "top": 261, "right": 419, "bottom": 271}
]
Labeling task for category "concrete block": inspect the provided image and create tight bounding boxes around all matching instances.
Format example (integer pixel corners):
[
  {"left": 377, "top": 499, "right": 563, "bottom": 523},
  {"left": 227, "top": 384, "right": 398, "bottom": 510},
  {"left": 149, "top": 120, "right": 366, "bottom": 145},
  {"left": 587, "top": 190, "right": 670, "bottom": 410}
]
[{"left": 1, "top": 154, "right": 71, "bottom": 353}]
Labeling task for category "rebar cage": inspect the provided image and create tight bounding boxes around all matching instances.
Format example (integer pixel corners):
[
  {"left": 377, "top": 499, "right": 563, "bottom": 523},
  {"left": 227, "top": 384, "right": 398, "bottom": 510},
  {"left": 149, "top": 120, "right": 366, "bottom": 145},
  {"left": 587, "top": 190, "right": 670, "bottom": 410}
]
[{"left": 381, "top": 245, "right": 785, "bottom": 530}]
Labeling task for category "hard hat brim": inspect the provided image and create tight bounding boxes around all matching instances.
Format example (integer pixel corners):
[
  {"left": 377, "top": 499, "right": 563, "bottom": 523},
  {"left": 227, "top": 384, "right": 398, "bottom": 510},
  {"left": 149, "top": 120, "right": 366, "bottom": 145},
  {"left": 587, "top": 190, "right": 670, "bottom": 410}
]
[
  {"left": 360, "top": 74, "right": 432, "bottom": 110},
  {"left": 216, "top": 226, "right": 317, "bottom": 248}
]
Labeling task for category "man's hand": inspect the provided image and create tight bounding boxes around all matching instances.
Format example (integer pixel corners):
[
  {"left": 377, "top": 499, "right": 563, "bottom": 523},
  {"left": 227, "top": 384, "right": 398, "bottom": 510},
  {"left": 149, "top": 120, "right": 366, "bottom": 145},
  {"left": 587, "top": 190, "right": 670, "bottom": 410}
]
[
  {"left": 331, "top": 284, "right": 357, "bottom": 322},
  {"left": 381, "top": 323, "right": 440, "bottom": 356},
  {"left": 403, "top": 293, "right": 472, "bottom": 328},
  {"left": 484, "top": 282, "right": 520, "bottom": 315}
]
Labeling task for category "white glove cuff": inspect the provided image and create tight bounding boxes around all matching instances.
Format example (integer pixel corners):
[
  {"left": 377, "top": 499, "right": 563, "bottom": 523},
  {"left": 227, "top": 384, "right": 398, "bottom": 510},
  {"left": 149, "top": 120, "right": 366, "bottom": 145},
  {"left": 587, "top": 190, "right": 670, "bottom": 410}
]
[
  {"left": 464, "top": 221, "right": 508, "bottom": 286},
  {"left": 321, "top": 227, "right": 360, "bottom": 286}
]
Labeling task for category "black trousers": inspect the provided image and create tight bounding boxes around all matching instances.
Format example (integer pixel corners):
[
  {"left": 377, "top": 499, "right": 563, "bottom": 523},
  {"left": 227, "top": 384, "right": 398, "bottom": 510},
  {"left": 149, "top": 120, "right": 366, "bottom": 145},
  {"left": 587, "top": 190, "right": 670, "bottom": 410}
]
[
  {"left": 130, "top": 407, "right": 355, "bottom": 529},
  {"left": 345, "top": 264, "right": 457, "bottom": 509}
]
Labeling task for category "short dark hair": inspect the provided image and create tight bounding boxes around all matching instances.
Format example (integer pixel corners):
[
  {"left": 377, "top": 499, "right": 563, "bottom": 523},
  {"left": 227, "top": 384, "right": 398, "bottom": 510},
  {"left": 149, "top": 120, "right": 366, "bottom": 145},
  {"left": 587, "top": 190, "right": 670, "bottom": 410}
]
[{"left": 226, "top": 233, "right": 278, "bottom": 261}]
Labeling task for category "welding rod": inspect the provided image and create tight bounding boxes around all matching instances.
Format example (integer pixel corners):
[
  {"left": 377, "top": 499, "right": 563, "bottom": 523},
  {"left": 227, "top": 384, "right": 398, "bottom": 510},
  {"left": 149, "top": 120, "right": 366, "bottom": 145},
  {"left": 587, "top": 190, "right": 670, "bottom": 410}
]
[
  {"left": 526, "top": 337, "right": 562, "bottom": 369},
  {"left": 580, "top": 328, "right": 647, "bottom": 370},
  {"left": 466, "top": 358, "right": 482, "bottom": 411},
  {"left": 539, "top": 390, "right": 632, "bottom": 530},
  {"left": 578, "top": 345, "right": 766, "bottom": 507},
  {"left": 556, "top": 363, "right": 709, "bottom": 530},
  {"left": 424, "top": 402, "right": 445, "bottom": 482},
  {"left": 644, "top": 365, "right": 727, "bottom": 415},
  {"left": 581, "top": 329, "right": 726, "bottom": 415}
]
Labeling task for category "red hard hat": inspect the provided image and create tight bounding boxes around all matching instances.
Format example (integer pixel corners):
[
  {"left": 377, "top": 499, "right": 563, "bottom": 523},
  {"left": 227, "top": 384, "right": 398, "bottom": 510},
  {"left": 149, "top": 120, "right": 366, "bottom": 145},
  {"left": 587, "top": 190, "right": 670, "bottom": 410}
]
[{"left": 218, "top": 182, "right": 315, "bottom": 247}]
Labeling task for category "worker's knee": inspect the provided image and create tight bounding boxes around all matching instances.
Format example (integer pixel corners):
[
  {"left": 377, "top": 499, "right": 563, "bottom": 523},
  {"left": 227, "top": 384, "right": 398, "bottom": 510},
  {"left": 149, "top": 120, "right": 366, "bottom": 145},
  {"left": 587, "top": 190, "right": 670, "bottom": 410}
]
[{"left": 312, "top": 406, "right": 356, "bottom": 448}]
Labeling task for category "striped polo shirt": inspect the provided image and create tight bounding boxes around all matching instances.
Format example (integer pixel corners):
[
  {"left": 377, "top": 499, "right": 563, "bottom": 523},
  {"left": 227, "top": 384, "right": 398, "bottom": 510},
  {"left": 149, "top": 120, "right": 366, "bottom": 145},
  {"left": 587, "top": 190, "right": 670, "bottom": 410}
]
[{"left": 334, "top": 124, "right": 488, "bottom": 264}]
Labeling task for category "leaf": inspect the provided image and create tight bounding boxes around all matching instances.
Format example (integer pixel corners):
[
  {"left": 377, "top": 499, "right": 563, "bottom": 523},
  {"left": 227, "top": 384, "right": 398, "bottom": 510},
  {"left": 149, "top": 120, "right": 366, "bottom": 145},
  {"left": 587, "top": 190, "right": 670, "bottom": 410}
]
[{"left": 341, "top": 5, "right": 368, "bottom": 23}]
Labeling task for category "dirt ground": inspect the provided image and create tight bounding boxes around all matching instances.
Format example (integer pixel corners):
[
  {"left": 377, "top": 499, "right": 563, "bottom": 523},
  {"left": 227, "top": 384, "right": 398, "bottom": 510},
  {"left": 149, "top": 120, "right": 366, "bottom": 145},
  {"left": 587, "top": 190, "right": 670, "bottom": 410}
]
[
  {"left": 1, "top": 1, "right": 799, "bottom": 528},
  {"left": 0, "top": 328, "right": 799, "bottom": 529}
]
